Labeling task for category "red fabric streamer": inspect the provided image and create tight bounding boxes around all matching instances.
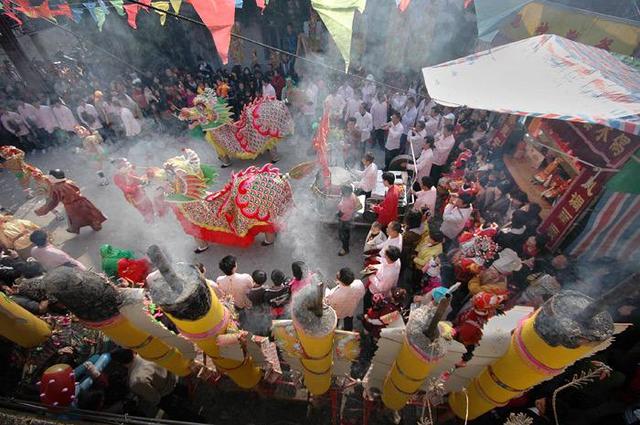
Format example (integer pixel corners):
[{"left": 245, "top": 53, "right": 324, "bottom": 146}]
[
  {"left": 124, "top": 3, "right": 139, "bottom": 28},
  {"left": 464, "top": 0, "right": 474, "bottom": 8},
  {"left": 3, "top": 0, "right": 23, "bottom": 25},
  {"left": 187, "top": 0, "right": 235, "bottom": 64},
  {"left": 51, "top": 3, "right": 73, "bottom": 18},
  {"left": 312, "top": 107, "right": 331, "bottom": 188},
  {"left": 34, "top": 1, "right": 54, "bottom": 19},
  {"left": 15, "top": 0, "right": 55, "bottom": 19}
]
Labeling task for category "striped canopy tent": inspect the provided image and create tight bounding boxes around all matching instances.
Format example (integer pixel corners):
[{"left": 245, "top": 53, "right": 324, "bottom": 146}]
[
  {"left": 568, "top": 154, "right": 640, "bottom": 263},
  {"left": 422, "top": 34, "right": 640, "bottom": 135}
]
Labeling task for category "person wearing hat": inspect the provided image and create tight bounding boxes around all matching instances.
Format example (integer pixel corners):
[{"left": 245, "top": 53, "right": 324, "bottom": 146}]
[
  {"left": 442, "top": 112, "right": 456, "bottom": 129},
  {"left": 35, "top": 169, "right": 107, "bottom": 234},
  {"left": 454, "top": 291, "right": 507, "bottom": 366}
]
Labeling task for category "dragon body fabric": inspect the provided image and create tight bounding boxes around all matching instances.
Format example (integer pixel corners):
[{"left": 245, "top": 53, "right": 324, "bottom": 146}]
[
  {"left": 164, "top": 150, "right": 293, "bottom": 247},
  {"left": 0, "top": 145, "right": 52, "bottom": 198},
  {"left": 179, "top": 90, "right": 294, "bottom": 160}
]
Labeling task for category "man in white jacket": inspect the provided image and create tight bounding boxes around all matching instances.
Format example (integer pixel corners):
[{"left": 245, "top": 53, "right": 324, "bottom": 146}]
[
  {"left": 355, "top": 102, "right": 373, "bottom": 150},
  {"left": 352, "top": 152, "right": 378, "bottom": 198},
  {"left": 440, "top": 193, "right": 474, "bottom": 243}
]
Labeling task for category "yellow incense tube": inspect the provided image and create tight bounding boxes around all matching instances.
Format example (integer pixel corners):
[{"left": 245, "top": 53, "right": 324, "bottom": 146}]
[
  {"left": 381, "top": 303, "right": 449, "bottom": 410},
  {"left": 293, "top": 316, "right": 336, "bottom": 396},
  {"left": 84, "top": 315, "right": 192, "bottom": 377},
  {"left": 166, "top": 286, "right": 261, "bottom": 389},
  {"left": 382, "top": 336, "right": 434, "bottom": 410},
  {"left": 449, "top": 292, "right": 613, "bottom": 420},
  {"left": 0, "top": 292, "right": 51, "bottom": 347}
]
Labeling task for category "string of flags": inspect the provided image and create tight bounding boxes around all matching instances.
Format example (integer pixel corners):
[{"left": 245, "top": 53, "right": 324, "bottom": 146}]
[
  {"left": 2, "top": 0, "right": 436, "bottom": 69},
  {"left": 1, "top": 0, "right": 268, "bottom": 64}
]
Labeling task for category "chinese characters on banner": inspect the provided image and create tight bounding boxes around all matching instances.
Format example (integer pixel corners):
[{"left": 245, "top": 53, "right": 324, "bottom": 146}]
[
  {"left": 546, "top": 121, "right": 640, "bottom": 169},
  {"left": 535, "top": 120, "right": 639, "bottom": 250},
  {"left": 539, "top": 168, "right": 611, "bottom": 250},
  {"left": 491, "top": 115, "right": 518, "bottom": 148}
]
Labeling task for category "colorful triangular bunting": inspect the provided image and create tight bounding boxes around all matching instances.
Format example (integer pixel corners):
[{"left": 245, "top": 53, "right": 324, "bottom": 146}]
[
  {"left": 169, "top": 0, "right": 181, "bottom": 13},
  {"left": 109, "top": 0, "right": 125, "bottom": 15},
  {"left": 311, "top": 0, "right": 366, "bottom": 71},
  {"left": 151, "top": 0, "right": 170, "bottom": 25},
  {"left": 51, "top": 3, "right": 72, "bottom": 18},
  {"left": 71, "top": 5, "right": 84, "bottom": 21},
  {"left": 95, "top": 6, "right": 106, "bottom": 29},
  {"left": 123, "top": 3, "right": 139, "bottom": 28},
  {"left": 83, "top": 1, "right": 97, "bottom": 21},
  {"left": 187, "top": 0, "right": 235, "bottom": 64},
  {"left": 97, "top": 0, "right": 110, "bottom": 15}
]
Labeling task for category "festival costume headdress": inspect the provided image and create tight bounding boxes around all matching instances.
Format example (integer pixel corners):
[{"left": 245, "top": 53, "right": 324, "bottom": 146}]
[
  {"left": 472, "top": 292, "right": 506, "bottom": 315},
  {"left": 178, "top": 88, "right": 233, "bottom": 131}
]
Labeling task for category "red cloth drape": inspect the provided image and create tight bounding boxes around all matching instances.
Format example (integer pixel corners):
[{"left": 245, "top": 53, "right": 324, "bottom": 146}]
[{"left": 312, "top": 107, "right": 331, "bottom": 188}]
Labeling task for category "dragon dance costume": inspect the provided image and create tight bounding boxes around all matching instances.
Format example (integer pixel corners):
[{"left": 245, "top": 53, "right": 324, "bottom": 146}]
[
  {"left": 163, "top": 149, "right": 293, "bottom": 248},
  {"left": 0, "top": 145, "right": 39, "bottom": 198},
  {"left": 179, "top": 89, "right": 293, "bottom": 163},
  {"left": 0, "top": 146, "right": 64, "bottom": 220}
]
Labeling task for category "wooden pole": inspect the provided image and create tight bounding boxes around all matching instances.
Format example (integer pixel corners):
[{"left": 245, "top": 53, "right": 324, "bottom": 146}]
[{"left": 423, "top": 293, "right": 451, "bottom": 340}]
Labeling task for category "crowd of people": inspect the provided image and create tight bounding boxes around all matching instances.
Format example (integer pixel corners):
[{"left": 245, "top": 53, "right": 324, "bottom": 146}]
[
  {"left": 0, "top": 51, "right": 302, "bottom": 153},
  {"left": 0, "top": 45, "right": 639, "bottom": 424}
]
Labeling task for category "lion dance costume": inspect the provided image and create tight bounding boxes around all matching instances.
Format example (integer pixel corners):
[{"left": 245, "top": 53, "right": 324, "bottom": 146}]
[
  {"left": 179, "top": 89, "right": 293, "bottom": 161},
  {"left": 163, "top": 149, "right": 293, "bottom": 247}
]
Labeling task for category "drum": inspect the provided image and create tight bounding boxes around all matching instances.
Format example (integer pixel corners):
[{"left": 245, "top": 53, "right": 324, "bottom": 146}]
[
  {"left": 311, "top": 167, "right": 355, "bottom": 199},
  {"left": 388, "top": 154, "right": 412, "bottom": 171}
]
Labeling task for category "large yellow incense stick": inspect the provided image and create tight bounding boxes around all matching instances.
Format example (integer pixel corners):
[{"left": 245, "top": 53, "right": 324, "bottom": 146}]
[
  {"left": 43, "top": 267, "right": 193, "bottom": 377},
  {"left": 449, "top": 291, "right": 614, "bottom": 420},
  {"left": 146, "top": 246, "right": 261, "bottom": 388},
  {"left": 291, "top": 280, "right": 337, "bottom": 396},
  {"left": 382, "top": 297, "right": 450, "bottom": 410},
  {"left": 0, "top": 292, "right": 51, "bottom": 347}
]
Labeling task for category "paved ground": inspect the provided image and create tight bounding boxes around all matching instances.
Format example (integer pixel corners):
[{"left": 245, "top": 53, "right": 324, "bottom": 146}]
[
  {"left": 1, "top": 126, "right": 388, "bottom": 291},
  {"left": 1, "top": 127, "right": 398, "bottom": 424}
]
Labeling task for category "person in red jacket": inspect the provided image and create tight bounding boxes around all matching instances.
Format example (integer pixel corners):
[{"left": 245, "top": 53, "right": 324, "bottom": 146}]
[
  {"left": 454, "top": 291, "right": 506, "bottom": 366},
  {"left": 372, "top": 172, "right": 399, "bottom": 227},
  {"left": 112, "top": 158, "right": 155, "bottom": 223}
]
